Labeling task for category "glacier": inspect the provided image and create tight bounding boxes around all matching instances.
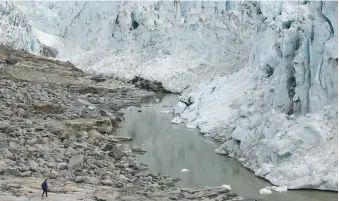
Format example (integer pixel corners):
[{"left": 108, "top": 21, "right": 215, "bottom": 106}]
[{"left": 0, "top": 1, "right": 337, "bottom": 191}]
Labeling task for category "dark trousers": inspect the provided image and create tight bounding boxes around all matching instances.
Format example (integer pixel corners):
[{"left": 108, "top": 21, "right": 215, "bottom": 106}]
[{"left": 42, "top": 189, "right": 48, "bottom": 197}]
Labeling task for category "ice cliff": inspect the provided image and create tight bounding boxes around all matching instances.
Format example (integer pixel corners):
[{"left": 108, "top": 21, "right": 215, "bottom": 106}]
[
  {"left": 1, "top": 1, "right": 337, "bottom": 191},
  {"left": 179, "top": 1, "right": 338, "bottom": 191}
]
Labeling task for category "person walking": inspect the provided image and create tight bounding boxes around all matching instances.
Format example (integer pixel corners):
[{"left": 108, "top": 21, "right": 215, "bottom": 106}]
[{"left": 41, "top": 178, "right": 48, "bottom": 198}]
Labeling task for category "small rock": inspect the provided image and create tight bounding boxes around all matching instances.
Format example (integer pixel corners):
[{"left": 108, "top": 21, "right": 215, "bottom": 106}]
[
  {"left": 136, "top": 164, "right": 148, "bottom": 170},
  {"left": 131, "top": 146, "right": 146, "bottom": 153},
  {"left": 99, "top": 110, "right": 111, "bottom": 117},
  {"left": 91, "top": 76, "right": 106, "bottom": 82},
  {"left": 76, "top": 99, "right": 94, "bottom": 107},
  {"left": 16, "top": 108, "right": 26, "bottom": 117},
  {"left": 119, "top": 175, "right": 129, "bottom": 182},
  {"left": 103, "top": 143, "right": 114, "bottom": 151},
  {"left": 0, "top": 160, "right": 6, "bottom": 174},
  {"left": 107, "top": 136, "right": 119, "bottom": 142},
  {"left": 20, "top": 171, "right": 32, "bottom": 177},
  {"left": 115, "top": 136, "right": 132, "bottom": 141},
  {"left": 75, "top": 176, "right": 86, "bottom": 183},
  {"left": 161, "top": 178, "right": 175, "bottom": 186},
  {"left": 101, "top": 179, "right": 113, "bottom": 186}
]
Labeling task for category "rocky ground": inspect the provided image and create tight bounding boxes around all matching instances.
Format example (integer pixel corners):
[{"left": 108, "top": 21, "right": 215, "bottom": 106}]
[{"left": 0, "top": 46, "right": 256, "bottom": 201}]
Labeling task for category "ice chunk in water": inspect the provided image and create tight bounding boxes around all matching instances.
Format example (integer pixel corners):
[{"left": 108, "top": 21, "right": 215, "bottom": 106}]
[{"left": 221, "top": 184, "right": 231, "bottom": 190}]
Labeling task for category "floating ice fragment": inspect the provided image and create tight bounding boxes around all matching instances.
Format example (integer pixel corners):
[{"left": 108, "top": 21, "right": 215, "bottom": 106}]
[
  {"left": 171, "top": 117, "right": 182, "bottom": 124},
  {"left": 221, "top": 184, "right": 231, "bottom": 190},
  {"left": 259, "top": 188, "right": 272, "bottom": 195},
  {"left": 186, "top": 123, "right": 196, "bottom": 129},
  {"left": 160, "top": 110, "right": 171, "bottom": 114},
  {"left": 265, "top": 186, "right": 288, "bottom": 192}
]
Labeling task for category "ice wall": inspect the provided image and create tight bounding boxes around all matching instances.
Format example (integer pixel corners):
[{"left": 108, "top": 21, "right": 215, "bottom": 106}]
[
  {"left": 177, "top": 1, "right": 338, "bottom": 191},
  {"left": 9, "top": 1, "right": 259, "bottom": 92},
  {"left": 0, "top": 2, "right": 60, "bottom": 56},
  {"left": 0, "top": 2, "right": 33, "bottom": 52}
]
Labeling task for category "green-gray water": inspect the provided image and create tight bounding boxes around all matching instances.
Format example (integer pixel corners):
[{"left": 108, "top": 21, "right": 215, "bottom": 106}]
[{"left": 116, "top": 94, "right": 337, "bottom": 201}]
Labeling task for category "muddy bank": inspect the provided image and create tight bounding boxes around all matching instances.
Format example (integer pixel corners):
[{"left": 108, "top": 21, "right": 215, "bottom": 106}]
[{"left": 0, "top": 47, "right": 251, "bottom": 201}]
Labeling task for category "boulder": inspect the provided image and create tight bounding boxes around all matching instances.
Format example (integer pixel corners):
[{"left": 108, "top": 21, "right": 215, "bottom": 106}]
[
  {"left": 20, "top": 171, "right": 32, "bottom": 177},
  {"left": 160, "top": 178, "right": 175, "bottom": 186},
  {"left": 95, "top": 118, "right": 113, "bottom": 133},
  {"left": 4, "top": 167, "right": 20, "bottom": 176},
  {"left": 28, "top": 160, "right": 39, "bottom": 172},
  {"left": 126, "top": 157, "right": 136, "bottom": 167},
  {"left": 5, "top": 55, "right": 19, "bottom": 65},
  {"left": 49, "top": 170, "right": 59, "bottom": 179},
  {"left": 108, "top": 145, "right": 125, "bottom": 160},
  {"left": 75, "top": 176, "right": 86, "bottom": 183},
  {"left": 0, "top": 160, "right": 6, "bottom": 174},
  {"left": 101, "top": 179, "right": 113, "bottom": 186},
  {"left": 88, "top": 129, "right": 105, "bottom": 140},
  {"left": 118, "top": 175, "right": 129, "bottom": 183},
  {"left": 86, "top": 177, "right": 99, "bottom": 185},
  {"left": 68, "top": 155, "right": 84, "bottom": 172},
  {"left": 40, "top": 43, "right": 58, "bottom": 58}
]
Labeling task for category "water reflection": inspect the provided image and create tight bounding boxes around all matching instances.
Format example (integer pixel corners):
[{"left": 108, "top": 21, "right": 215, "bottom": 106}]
[{"left": 116, "top": 94, "right": 337, "bottom": 201}]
